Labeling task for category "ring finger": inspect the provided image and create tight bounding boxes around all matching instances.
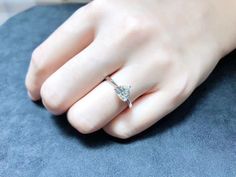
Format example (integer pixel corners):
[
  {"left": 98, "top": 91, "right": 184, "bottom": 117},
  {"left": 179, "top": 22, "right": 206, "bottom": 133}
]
[
  {"left": 40, "top": 37, "right": 124, "bottom": 115},
  {"left": 67, "top": 64, "right": 157, "bottom": 134}
]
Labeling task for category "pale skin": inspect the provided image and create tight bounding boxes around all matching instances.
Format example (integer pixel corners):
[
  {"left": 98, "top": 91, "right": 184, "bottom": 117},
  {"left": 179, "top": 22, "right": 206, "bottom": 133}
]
[{"left": 25, "top": 0, "right": 236, "bottom": 139}]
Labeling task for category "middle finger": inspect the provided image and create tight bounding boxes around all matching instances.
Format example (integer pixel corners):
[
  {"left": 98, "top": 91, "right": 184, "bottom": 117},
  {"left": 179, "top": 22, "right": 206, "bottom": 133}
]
[{"left": 40, "top": 37, "right": 124, "bottom": 115}]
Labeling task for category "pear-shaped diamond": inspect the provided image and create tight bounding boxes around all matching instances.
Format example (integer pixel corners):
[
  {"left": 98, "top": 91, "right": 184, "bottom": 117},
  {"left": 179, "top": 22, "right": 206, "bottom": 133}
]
[{"left": 114, "top": 85, "right": 131, "bottom": 102}]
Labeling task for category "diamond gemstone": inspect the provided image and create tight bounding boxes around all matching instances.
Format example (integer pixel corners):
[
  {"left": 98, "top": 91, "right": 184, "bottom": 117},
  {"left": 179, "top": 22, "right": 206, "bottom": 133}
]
[{"left": 114, "top": 85, "right": 131, "bottom": 102}]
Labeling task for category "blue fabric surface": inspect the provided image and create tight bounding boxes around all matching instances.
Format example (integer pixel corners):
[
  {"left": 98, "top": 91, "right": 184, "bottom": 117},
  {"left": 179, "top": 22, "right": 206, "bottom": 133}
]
[{"left": 0, "top": 4, "right": 235, "bottom": 177}]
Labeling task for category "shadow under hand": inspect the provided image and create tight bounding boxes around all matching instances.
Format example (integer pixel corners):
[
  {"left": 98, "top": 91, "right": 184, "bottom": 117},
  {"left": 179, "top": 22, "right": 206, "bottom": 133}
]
[
  {"left": 51, "top": 113, "right": 114, "bottom": 148},
  {"left": 33, "top": 100, "right": 114, "bottom": 147}
]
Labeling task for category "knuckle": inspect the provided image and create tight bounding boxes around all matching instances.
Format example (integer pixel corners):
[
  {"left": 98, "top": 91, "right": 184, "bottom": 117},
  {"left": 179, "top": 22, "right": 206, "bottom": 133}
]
[
  {"left": 121, "top": 17, "right": 154, "bottom": 42},
  {"left": 67, "top": 109, "right": 96, "bottom": 134},
  {"left": 40, "top": 82, "right": 65, "bottom": 115}
]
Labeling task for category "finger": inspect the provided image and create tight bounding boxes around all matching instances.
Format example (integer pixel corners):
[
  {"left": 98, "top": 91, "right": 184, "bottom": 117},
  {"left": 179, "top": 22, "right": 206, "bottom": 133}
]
[
  {"left": 103, "top": 84, "right": 191, "bottom": 139},
  {"left": 67, "top": 65, "right": 156, "bottom": 134},
  {"left": 25, "top": 4, "right": 96, "bottom": 100},
  {"left": 40, "top": 37, "right": 125, "bottom": 115}
]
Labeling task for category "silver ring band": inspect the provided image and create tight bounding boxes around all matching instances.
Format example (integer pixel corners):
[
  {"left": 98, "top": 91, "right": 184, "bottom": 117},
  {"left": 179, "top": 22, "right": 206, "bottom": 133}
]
[{"left": 105, "top": 76, "right": 132, "bottom": 108}]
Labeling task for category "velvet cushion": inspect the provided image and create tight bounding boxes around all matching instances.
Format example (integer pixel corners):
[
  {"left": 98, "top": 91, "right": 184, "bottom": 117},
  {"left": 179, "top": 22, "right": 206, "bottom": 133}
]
[{"left": 0, "top": 4, "right": 235, "bottom": 177}]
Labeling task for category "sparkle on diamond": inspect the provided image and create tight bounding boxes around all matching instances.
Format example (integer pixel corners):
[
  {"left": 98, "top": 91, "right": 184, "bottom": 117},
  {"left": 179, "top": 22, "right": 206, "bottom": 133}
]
[{"left": 115, "top": 85, "right": 131, "bottom": 102}]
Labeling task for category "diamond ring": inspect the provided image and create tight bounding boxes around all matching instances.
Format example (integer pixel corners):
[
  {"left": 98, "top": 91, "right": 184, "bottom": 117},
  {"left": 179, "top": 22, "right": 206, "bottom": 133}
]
[{"left": 105, "top": 76, "right": 132, "bottom": 108}]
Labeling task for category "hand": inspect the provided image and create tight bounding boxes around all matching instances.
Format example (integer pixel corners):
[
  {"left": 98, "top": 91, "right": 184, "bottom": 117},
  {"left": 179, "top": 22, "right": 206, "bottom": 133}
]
[{"left": 25, "top": 0, "right": 236, "bottom": 139}]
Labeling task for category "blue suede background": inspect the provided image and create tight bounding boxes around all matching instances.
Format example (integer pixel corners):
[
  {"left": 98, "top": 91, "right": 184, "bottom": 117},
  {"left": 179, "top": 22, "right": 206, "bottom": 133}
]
[{"left": 0, "top": 4, "right": 235, "bottom": 177}]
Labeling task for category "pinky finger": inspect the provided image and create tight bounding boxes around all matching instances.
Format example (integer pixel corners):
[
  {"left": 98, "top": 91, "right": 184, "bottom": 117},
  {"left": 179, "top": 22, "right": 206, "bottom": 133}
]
[{"left": 103, "top": 89, "right": 189, "bottom": 139}]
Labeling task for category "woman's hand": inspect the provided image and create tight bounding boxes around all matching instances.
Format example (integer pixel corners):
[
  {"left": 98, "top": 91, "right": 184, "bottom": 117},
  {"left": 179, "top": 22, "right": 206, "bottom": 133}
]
[{"left": 25, "top": 0, "right": 236, "bottom": 139}]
